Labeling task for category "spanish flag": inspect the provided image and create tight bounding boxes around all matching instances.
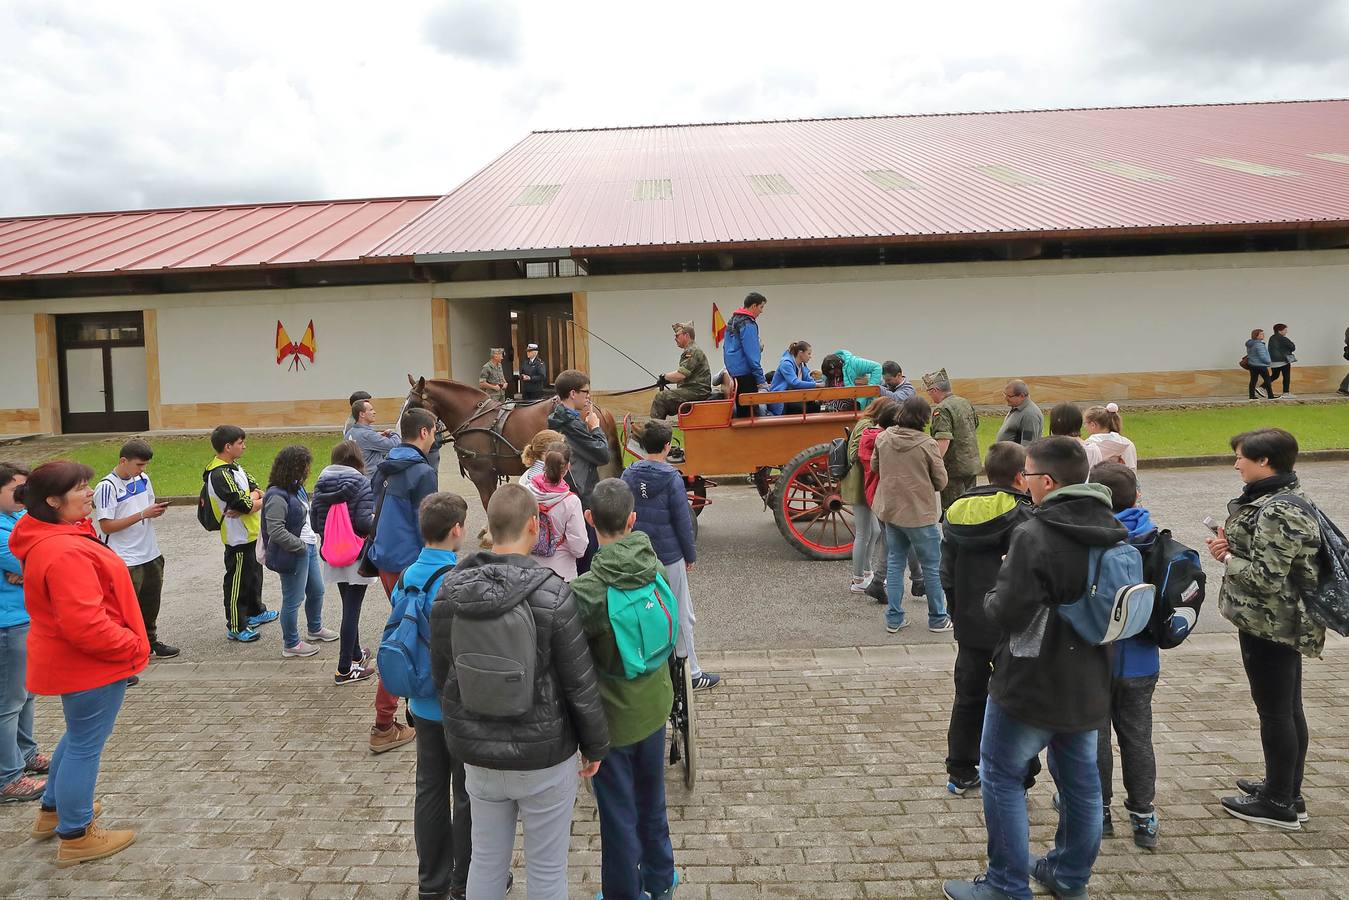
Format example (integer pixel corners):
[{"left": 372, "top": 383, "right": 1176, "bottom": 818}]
[{"left": 712, "top": 303, "right": 727, "bottom": 348}]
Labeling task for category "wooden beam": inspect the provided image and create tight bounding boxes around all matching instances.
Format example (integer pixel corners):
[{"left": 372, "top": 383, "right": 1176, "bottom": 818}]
[
  {"left": 33, "top": 314, "right": 60, "bottom": 434},
  {"left": 571, "top": 291, "right": 590, "bottom": 374},
  {"left": 143, "top": 309, "right": 163, "bottom": 429},
  {"left": 430, "top": 298, "right": 451, "bottom": 379}
]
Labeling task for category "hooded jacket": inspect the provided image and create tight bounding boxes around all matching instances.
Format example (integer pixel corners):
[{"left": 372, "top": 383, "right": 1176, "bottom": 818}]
[
  {"left": 204, "top": 457, "right": 260, "bottom": 547},
  {"left": 1268, "top": 332, "right": 1296, "bottom": 364},
  {"left": 570, "top": 531, "right": 675, "bottom": 747},
  {"left": 1110, "top": 505, "right": 1196, "bottom": 678},
  {"left": 430, "top": 551, "right": 609, "bottom": 770},
  {"left": 940, "top": 485, "right": 1034, "bottom": 650},
  {"left": 830, "top": 350, "right": 883, "bottom": 393},
  {"left": 369, "top": 444, "right": 438, "bottom": 573},
  {"left": 310, "top": 464, "right": 375, "bottom": 538},
  {"left": 1245, "top": 338, "right": 1273, "bottom": 368},
  {"left": 0, "top": 509, "right": 27, "bottom": 629},
  {"left": 546, "top": 403, "right": 612, "bottom": 504},
  {"left": 767, "top": 350, "right": 820, "bottom": 414},
  {"left": 9, "top": 515, "right": 149, "bottom": 695},
  {"left": 523, "top": 473, "right": 588, "bottom": 581},
  {"left": 621, "top": 459, "right": 696, "bottom": 566},
  {"left": 984, "top": 483, "right": 1125, "bottom": 733},
  {"left": 722, "top": 310, "right": 765, "bottom": 383},
  {"left": 871, "top": 426, "right": 948, "bottom": 528}
]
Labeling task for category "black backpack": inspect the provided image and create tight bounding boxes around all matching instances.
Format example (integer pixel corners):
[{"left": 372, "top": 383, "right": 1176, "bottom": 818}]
[
  {"left": 1269, "top": 496, "right": 1349, "bottom": 638},
  {"left": 1139, "top": 529, "right": 1205, "bottom": 649},
  {"left": 196, "top": 471, "right": 222, "bottom": 532},
  {"left": 827, "top": 427, "right": 852, "bottom": 480}
]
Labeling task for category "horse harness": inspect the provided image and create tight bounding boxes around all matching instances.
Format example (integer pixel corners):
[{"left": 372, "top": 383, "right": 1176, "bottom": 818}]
[{"left": 413, "top": 386, "right": 551, "bottom": 474}]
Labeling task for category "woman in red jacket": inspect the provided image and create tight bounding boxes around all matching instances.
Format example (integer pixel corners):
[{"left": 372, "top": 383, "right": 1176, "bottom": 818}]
[{"left": 8, "top": 461, "right": 147, "bottom": 867}]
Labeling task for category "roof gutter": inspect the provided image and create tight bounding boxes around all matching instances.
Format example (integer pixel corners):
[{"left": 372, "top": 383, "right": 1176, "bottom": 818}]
[{"left": 412, "top": 248, "right": 572, "bottom": 263}]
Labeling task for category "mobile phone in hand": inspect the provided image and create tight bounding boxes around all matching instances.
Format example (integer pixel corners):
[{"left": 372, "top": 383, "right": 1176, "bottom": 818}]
[{"left": 1202, "top": 515, "right": 1220, "bottom": 535}]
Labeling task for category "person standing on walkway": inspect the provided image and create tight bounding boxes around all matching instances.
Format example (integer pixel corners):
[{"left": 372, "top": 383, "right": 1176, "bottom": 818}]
[
  {"left": 1084, "top": 404, "right": 1138, "bottom": 470},
  {"left": 343, "top": 390, "right": 372, "bottom": 438},
  {"left": 571, "top": 479, "right": 680, "bottom": 900},
  {"left": 843, "top": 397, "right": 894, "bottom": 599},
  {"left": 1049, "top": 403, "right": 1103, "bottom": 468},
  {"left": 1339, "top": 325, "right": 1349, "bottom": 396},
  {"left": 402, "top": 492, "right": 474, "bottom": 900},
  {"left": 1206, "top": 428, "right": 1323, "bottom": 830},
  {"left": 0, "top": 463, "right": 48, "bottom": 804},
  {"left": 347, "top": 399, "right": 401, "bottom": 471},
  {"left": 652, "top": 322, "right": 712, "bottom": 419},
  {"left": 622, "top": 420, "right": 720, "bottom": 690},
  {"left": 310, "top": 441, "right": 378, "bottom": 685},
  {"left": 871, "top": 396, "right": 952, "bottom": 635},
  {"left": 522, "top": 443, "right": 589, "bottom": 581},
  {"left": 547, "top": 370, "right": 611, "bottom": 507},
  {"left": 995, "top": 380, "right": 1042, "bottom": 446},
  {"left": 430, "top": 483, "right": 610, "bottom": 900},
  {"left": 520, "top": 343, "right": 549, "bottom": 401},
  {"left": 944, "top": 436, "right": 1120, "bottom": 900},
  {"left": 923, "top": 368, "right": 981, "bottom": 510},
  {"left": 262, "top": 446, "right": 337, "bottom": 660},
  {"left": 367, "top": 407, "right": 441, "bottom": 753},
  {"left": 722, "top": 292, "right": 768, "bottom": 418},
  {"left": 92, "top": 440, "right": 176, "bottom": 661},
  {"left": 518, "top": 430, "right": 564, "bottom": 485},
  {"left": 1267, "top": 324, "right": 1297, "bottom": 398},
  {"left": 9, "top": 461, "right": 147, "bottom": 867},
  {"left": 938, "top": 442, "right": 1035, "bottom": 798},
  {"left": 479, "top": 348, "right": 508, "bottom": 402},
  {"left": 1245, "top": 329, "right": 1278, "bottom": 400},
  {"left": 204, "top": 426, "right": 275, "bottom": 642}
]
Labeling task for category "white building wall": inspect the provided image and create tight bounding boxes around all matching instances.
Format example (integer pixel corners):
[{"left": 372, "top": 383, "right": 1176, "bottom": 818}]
[
  {"left": 578, "top": 252, "right": 1349, "bottom": 389},
  {"left": 0, "top": 312, "right": 38, "bottom": 408}
]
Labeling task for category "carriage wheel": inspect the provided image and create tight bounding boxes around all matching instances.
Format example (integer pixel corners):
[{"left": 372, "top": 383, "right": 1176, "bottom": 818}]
[
  {"left": 667, "top": 656, "right": 697, "bottom": 790},
  {"left": 771, "top": 443, "right": 856, "bottom": 560}
]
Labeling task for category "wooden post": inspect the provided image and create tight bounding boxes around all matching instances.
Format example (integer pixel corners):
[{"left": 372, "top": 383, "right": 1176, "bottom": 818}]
[
  {"left": 143, "top": 309, "right": 163, "bottom": 429},
  {"left": 571, "top": 291, "right": 590, "bottom": 374},
  {"left": 431, "top": 298, "right": 451, "bottom": 379},
  {"left": 33, "top": 314, "right": 61, "bottom": 435}
]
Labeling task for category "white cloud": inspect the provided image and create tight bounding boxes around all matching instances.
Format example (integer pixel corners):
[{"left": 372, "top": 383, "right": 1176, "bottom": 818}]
[{"left": 1, "top": 0, "right": 1347, "bottom": 216}]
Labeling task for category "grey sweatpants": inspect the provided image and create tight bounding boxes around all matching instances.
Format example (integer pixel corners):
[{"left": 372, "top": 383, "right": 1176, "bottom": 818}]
[
  {"left": 465, "top": 757, "right": 578, "bottom": 900},
  {"left": 1097, "top": 673, "right": 1159, "bottom": 813},
  {"left": 663, "top": 560, "right": 701, "bottom": 676}
]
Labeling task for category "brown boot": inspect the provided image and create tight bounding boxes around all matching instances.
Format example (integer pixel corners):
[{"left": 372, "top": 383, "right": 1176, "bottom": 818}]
[
  {"left": 55, "top": 823, "right": 135, "bottom": 867},
  {"left": 31, "top": 801, "right": 102, "bottom": 841},
  {"left": 369, "top": 722, "right": 415, "bottom": 754}
]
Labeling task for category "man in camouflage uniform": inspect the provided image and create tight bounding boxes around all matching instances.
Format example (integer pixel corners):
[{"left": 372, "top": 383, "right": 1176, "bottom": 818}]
[
  {"left": 650, "top": 321, "right": 711, "bottom": 419},
  {"left": 924, "top": 368, "right": 981, "bottom": 510},
  {"left": 479, "top": 348, "right": 508, "bottom": 402}
]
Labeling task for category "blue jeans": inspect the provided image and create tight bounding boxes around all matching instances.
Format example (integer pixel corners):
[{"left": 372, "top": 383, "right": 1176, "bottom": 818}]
[
  {"left": 592, "top": 726, "right": 676, "bottom": 900},
  {"left": 883, "top": 523, "right": 947, "bottom": 628},
  {"left": 41, "top": 679, "right": 127, "bottom": 835},
  {"left": 980, "top": 700, "right": 1102, "bottom": 900},
  {"left": 279, "top": 542, "right": 325, "bottom": 648},
  {"left": 1, "top": 624, "right": 39, "bottom": 787}
]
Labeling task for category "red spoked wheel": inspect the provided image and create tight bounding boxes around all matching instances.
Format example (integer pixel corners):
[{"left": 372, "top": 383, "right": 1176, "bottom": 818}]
[{"left": 771, "top": 443, "right": 855, "bottom": 560}]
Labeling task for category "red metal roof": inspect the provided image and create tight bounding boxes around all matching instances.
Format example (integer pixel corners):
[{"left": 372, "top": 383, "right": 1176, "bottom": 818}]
[
  {"left": 376, "top": 100, "right": 1349, "bottom": 257},
  {"left": 0, "top": 196, "right": 437, "bottom": 279}
]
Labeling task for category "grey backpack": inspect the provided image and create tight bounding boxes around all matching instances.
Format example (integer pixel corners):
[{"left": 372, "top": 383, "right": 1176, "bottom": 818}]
[{"left": 452, "top": 596, "right": 539, "bottom": 719}]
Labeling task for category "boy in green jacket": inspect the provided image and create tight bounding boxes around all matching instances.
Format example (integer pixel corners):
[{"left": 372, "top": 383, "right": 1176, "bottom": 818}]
[{"left": 571, "top": 478, "right": 678, "bottom": 900}]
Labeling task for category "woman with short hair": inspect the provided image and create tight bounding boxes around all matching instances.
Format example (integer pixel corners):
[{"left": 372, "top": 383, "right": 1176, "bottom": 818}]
[
  {"left": 9, "top": 460, "right": 148, "bottom": 865},
  {"left": 1206, "top": 428, "right": 1323, "bottom": 830},
  {"left": 1267, "top": 324, "right": 1296, "bottom": 397}
]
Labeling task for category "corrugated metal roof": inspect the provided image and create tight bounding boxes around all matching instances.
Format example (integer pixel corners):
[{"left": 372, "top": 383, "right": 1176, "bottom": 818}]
[
  {"left": 375, "top": 100, "right": 1349, "bottom": 257},
  {"left": 0, "top": 196, "right": 437, "bottom": 279}
]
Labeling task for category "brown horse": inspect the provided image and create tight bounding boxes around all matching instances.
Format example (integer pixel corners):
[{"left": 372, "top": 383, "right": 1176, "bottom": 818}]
[{"left": 403, "top": 375, "right": 621, "bottom": 509}]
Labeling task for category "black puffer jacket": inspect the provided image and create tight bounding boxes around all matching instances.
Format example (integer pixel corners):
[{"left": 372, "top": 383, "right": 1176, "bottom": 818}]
[
  {"left": 430, "top": 551, "right": 610, "bottom": 770},
  {"left": 940, "top": 485, "right": 1033, "bottom": 650},
  {"left": 985, "top": 483, "right": 1125, "bottom": 733},
  {"left": 309, "top": 464, "right": 375, "bottom": 537}
]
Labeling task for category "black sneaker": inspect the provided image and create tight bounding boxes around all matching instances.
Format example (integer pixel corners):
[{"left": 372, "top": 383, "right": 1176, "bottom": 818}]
[
  {"left": 1235, "top": 778, "right": 1308, "bottom": 821},
  {"left": 1129, "top": 809, "right": 1158, "bottom": 850},
  {"left": 150, "top": 642, "right": 180, "bottom": 659},
  {"left": 1030, "top": 856, "right": 1088, "bottom": 899},
  {"left": 947, "top": 773, "right": 981, "bottom": 796},
  {"left": 1221, "top": 793, "right": 1300, "bottom": 830},
  {"left": 126, "top": 675, "right": 140, "bottom": 687},
  {"left": 865, "top": 579, "right": 888, "bottom": 604}
]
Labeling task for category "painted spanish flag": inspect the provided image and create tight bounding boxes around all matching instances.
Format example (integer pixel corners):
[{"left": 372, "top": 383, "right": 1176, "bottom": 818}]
[{"left": 712, "top": 303, "right": 727, "bottom": 348}]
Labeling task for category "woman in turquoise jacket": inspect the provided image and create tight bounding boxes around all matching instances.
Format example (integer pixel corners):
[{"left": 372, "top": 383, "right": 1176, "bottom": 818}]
[{"left": 823, "top": 350, "right": 884, "bottom": 409}]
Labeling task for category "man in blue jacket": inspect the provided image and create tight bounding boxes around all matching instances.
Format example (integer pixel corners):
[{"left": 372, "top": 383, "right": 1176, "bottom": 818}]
[
  {"left": 621, "top": 420, "right": 720, "bottom": 690},
  {"left": 367, "top": 406, "right": 440, "bottom": 754},
  {"left": 722, "top": 292, "right": 768, "bottom": 418}
]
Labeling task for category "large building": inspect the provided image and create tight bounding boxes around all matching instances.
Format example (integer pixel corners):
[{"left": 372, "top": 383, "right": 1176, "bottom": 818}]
[{"left": 3, "top": 99, "right": 1348, "bottom": 435}]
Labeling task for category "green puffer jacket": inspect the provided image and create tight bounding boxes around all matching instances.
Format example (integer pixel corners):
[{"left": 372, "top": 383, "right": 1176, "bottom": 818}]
[{"left": 1218, "top": 483, "right": 1325, "bottom": 658}]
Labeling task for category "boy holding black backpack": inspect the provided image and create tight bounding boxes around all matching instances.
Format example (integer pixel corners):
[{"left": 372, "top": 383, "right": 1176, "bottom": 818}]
[
  {"left": 1088, "top": 462, "right": 1205, "bottom": 851},
  {"left": 571, "top": 478, "right": 680, "bottom": 900},
  {"left": 379, "top": 492, "right": 473, "bottom": 900}
]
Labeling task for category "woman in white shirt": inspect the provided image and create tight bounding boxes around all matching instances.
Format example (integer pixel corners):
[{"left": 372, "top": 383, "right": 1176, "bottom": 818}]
[{"left": 1084, "top": 403, "right": 1138, "bottom": 470}]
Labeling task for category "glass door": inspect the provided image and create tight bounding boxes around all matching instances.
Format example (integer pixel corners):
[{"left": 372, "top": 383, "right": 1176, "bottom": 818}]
[{"left": 57, "top": 312, "right": 150, "bottom": 433}]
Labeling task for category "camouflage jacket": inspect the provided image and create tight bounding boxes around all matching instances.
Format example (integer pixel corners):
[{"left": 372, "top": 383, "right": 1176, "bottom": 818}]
[{"left": 1218, "top": 484, "right": 1325, "bottom": 657}]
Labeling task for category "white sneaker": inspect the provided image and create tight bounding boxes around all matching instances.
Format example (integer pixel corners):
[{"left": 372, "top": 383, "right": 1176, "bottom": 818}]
[
  {"left": 1280, "top": 393, "right": 1296, "bottom": 399},
  {"left": 305, "top": 627, "right": 340, "bottom": 642},
  {"left": 849, "top": 572, "right": 874, "bottom": 594},
  {"left": 282, "top": 641, "right": 320, "bottom": 658}
]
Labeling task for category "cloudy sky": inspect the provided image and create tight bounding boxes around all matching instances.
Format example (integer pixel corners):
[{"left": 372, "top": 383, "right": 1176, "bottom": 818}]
[{"left": 3, "top": 0, "right": 1348, "bottom": 217}]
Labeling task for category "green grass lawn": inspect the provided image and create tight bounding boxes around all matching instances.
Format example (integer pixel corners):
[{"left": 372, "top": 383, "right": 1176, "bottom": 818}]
[
  {"left": 57, "top": 433, "right": 344, "bottom": 497},
  {"left": 4, "top": 403, "right": 1347, "bottom": 495}
]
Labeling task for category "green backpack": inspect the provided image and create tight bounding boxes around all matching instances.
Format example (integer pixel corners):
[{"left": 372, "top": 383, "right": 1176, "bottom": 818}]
[{"left": 605, "top": 573, "right": 680, "bottom": 679}]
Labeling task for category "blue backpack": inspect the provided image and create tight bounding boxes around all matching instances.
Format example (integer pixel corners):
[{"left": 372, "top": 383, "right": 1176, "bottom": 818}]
[
  {"left": 1057, "top": 543, "right": 1156, "bottom": 645},
  {"left": 378, "top": 564, "right": 455, "bottom": 698}
]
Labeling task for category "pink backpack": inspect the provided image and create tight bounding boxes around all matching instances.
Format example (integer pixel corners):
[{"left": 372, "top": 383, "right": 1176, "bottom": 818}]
[{"left": 321, "top": 502, "right": 363, "bottom": 567}]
